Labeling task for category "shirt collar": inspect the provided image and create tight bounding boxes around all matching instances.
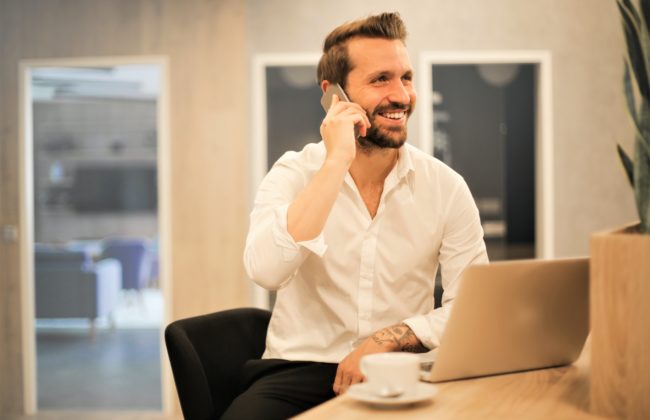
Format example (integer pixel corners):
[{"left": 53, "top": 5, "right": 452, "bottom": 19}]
[
  {"left": 396, "top": 144, "right": 415, "bottom": 180},
  {"left": 341, "top": 143, "right": 416, "bottom": 192}
]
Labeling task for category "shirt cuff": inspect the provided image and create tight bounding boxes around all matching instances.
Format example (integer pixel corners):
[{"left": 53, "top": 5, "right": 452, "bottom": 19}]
[
  {"left": 272, "top": 204, "right": 328, "bottom": 261},
  {"left": 403, "top": 314, "right": 438, "bottom": 350}
]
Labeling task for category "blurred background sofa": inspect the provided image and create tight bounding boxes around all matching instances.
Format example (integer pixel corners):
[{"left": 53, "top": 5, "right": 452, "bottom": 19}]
[{"left": 34, "top": 244, "right": 122, "bottom": 331}]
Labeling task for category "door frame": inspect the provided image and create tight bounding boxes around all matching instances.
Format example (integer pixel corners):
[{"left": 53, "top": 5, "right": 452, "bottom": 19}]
[
  {"left": 18, "top": 55, "right": 173, "bottom": 414},
  {"left": 250, "top": 53, "right": 320, "bottom": 309},
  {"left": 418, "top": 50, "right": 554, "bottom": 258}
]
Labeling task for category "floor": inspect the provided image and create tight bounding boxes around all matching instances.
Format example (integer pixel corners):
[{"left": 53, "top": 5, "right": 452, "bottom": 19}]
[
  {"left": 37, "top": 328, "right": 162, "bottom": 410},
  {"left": 35, "top": 289, "right": 164, "bottom": 412}
]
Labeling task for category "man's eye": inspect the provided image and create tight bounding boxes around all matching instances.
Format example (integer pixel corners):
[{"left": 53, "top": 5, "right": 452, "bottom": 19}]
[{"left": 373, "top": 76, "right": 389, "bottom": 84}]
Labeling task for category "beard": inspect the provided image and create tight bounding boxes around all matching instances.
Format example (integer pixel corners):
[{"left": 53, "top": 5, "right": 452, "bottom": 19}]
[
  {"left": 357, "top": 103, "right": 411, "bottom": 150},
  {"left": 358, "top": 123, "right": 408, "bottom": 150}
]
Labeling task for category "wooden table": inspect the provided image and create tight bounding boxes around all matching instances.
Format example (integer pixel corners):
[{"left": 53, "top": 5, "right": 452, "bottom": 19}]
[{"left": 298, "top": 338, "right": 609, "bottom": 419}]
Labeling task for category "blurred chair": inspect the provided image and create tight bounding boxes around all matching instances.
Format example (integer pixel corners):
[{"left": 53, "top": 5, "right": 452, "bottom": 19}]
[
  {"left": 148, "top": 237, "right": 160, "bottom": 287},
  {"left": 34, "top": 244, "right": 121, "bottom": 334},
  {"left": 165, "top": 308, "right": 271, "bottom": 420},
  {"left": 100, "top": 238, "right": 151, "bottom": 292}
]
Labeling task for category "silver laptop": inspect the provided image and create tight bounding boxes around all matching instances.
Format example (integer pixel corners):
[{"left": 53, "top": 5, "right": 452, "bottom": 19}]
[{"left": 423, "top": 257, "right": 589, "bottom": 383}]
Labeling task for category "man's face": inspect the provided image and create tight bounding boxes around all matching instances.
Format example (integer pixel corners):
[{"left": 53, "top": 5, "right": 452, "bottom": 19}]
[{"left": 344, "top": 37, "right": 416, "bottom": 150}]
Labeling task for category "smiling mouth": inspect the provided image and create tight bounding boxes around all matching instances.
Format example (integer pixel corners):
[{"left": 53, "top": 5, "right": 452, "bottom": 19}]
[{"left": 378, "top": 111, "right": 406, "bottom": 120}]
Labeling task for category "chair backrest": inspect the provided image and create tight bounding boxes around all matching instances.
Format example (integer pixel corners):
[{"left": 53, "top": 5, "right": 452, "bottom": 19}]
[
  {"left": 101, "top": 238, "right": 149, "bottom": 290},
  {"left": 165, "top": 307, "right": 271, "bottom": 420}
]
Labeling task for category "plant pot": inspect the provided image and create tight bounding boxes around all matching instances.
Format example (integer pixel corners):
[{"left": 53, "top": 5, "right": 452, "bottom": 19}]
[{"left": 590, "top": 222, "right": 650, "bottom": 419}]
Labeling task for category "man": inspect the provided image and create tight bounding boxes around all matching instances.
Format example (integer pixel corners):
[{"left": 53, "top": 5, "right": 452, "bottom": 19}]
[{"left": 226, "top": 12, "right": 488, "bottom": 419}]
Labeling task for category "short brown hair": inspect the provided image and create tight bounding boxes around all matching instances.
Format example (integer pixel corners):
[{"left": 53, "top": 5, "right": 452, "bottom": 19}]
[{"left": 317, "top": 12, "right": 407, "bottom": 88}]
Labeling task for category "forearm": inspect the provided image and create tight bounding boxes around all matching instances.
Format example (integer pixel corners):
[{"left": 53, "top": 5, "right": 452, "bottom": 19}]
[
  {"left": 287, "top": 158, "right": 349, "bottom": 242},
  {"left": 370, "top": 323, "right": 428, "bottom": 353}
]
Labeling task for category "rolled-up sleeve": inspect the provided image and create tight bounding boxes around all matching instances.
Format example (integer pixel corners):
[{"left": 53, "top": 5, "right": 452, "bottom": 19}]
[
  {"left": 244, "top": 155, "right": 327, "bottom": 291},
  {"left": 403, "top": 178, "right": 489, "bottom": 349}
]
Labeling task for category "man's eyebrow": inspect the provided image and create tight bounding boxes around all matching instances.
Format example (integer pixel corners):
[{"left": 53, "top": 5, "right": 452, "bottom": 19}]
[
  {"left": 366, "top": 69, "right": 414, "bottom": 80},
  {"left": 366, "top": 70, "right": 393, "bottom": 80}
]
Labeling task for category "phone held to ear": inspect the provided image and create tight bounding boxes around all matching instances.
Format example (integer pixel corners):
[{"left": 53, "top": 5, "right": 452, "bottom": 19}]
[
  {"left": 320, "top": 83, "right": 360, "bottom": 138},
  {"left": 320, "top": 83, "right": 350, "bottom": 111}
]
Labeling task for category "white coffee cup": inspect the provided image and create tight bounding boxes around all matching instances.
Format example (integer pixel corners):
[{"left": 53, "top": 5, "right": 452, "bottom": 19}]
[{"left": 360, "top": 352, "right": 420, "bottom": 398}]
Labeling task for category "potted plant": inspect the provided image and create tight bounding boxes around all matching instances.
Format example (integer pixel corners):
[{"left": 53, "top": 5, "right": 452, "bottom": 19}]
[{"left": 590, "top": 1, "right": 650, "bottom": 418}]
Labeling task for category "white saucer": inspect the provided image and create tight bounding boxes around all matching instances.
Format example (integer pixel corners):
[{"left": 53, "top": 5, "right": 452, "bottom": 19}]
[{"left": 347, "top": 382, "right": 438, "bottom": 406}]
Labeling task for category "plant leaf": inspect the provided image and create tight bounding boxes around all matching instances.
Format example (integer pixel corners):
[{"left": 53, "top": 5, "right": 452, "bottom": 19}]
[
  {"left": 624, "top": 60, "right": 639, "bottom": 121},
  {"left": 633, "top": 136, "right": 650, "bottom": 233},
  {"left": 623, "top": 62, "right": 650, "bottom": 161},
  {"left": 617, "top": 143, "right": 636, "bottom": 187},
  {"left": 641, "top": 0, "right": 650, "bottom": 30},
  {"left": 618, "top": 0, "right": 650, "bottom": 101},
  {"left": 621, "top": 0, "right": 642, "bottom": 25},
  {"left": 623, "top": 62, "right": 650, "bottom": 163},
  {"left": 637, "top": 100, "right": 650, "bottom": 161},
  {"left": 639, "top": 120, "right": 650, "bottom": 161}
]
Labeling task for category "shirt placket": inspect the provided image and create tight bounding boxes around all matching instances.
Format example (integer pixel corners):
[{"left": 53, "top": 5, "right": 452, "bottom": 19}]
[
  {"left": 358, "top": 222, "right": 378, "bottom": 338},
  {"left": 355, "top": 168, "right": 402, "bottom": 340}
]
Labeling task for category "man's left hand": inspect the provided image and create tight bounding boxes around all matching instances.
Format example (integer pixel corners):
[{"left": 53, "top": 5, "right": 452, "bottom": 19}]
[{"left": 333, "top": 323, "right": 427, "bottom": 395}]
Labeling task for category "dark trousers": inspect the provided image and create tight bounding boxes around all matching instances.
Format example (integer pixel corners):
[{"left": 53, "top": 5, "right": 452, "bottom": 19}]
[{"left": 221, "top": 359, "right": 338, "bottom": 420}]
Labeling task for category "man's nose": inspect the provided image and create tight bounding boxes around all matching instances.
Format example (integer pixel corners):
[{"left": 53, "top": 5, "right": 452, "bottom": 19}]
[{"left": 387, "top": 80, "right": 411, "bottom": 104}]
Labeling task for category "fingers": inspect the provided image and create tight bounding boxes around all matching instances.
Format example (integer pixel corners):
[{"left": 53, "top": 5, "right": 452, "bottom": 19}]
[
  {"left": 322, "top": 109, "right": 371, "bottom": 140},
  {"left": 324, "top": 97, "right": 371, "bottom": 131},
  {"left": 333, "top": 366, "right": 343, "bottom": 395},
  {"left": 333, "top": 364, "right": 352, "bottom": 395},
  {"left": 320, "top": 94, "right": 370, "bottom": 164},
  {"left": 328, "top": 93, "right": 340, "bottom": 110},
  {"left": 333, "top": 364, "right": 365, "bottom": 395},
  {"left": 348, "top": 373, "right": 365, "bottom": 390},
  {"left": 337, "top": 107, "right": 370, "bottom": 125},
  {"left": 326, "top": 110, "right": 369, "bottom": 134}
]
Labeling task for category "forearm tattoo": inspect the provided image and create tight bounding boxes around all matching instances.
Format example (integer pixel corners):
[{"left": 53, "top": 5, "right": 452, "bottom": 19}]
[{"left": 371, "top": 323, "right": 427, "bottom": 353}]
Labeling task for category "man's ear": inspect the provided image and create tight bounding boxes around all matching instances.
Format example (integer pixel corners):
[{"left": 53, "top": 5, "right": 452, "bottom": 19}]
[{"left": 320, "top": 80, "right": 331, "bottom": 94}]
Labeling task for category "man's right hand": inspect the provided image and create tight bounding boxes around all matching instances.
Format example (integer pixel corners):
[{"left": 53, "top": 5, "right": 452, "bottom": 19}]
[
  {"left": 319, "top": 94, "right": 371, "bottom": 167},
  {"left": 287, "top": 94, "right": 369, "bottom": 243}
]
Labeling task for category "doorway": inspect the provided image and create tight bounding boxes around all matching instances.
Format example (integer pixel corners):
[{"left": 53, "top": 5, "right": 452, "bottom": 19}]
[
  {"left": 20, "top": 57, "right": 172, "bottom": 414},
  {"left": 418, "top": 51, "right": 554, "bottom": 260}
]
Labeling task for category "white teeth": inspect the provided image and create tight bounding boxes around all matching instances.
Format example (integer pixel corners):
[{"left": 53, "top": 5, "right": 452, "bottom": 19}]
[{"left": 382, "top": 112, "right": 405, "bottom": 120}]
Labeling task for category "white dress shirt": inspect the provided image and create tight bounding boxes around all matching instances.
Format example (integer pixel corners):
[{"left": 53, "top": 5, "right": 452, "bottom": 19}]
[{"left": 244, "top": 142, "right": 488, "bottom": 363}]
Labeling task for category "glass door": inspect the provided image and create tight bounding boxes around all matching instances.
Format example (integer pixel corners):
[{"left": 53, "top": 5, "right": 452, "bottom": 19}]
[
  {"left": 30, "top": 64, "right": 163, "bottom": 410},
  {"left": 431, "top": 63, "right": 537, "bottom": 261}
]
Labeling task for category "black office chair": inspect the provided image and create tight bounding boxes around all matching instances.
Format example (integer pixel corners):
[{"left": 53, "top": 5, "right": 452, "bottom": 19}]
[{"left": 165, "top": 307, "right": 271, "bottom": 420}]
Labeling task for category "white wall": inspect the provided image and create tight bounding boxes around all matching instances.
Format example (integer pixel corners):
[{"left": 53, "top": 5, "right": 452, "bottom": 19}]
[{"left": 247, "top": 0, "right": 637, "bottom": 257}]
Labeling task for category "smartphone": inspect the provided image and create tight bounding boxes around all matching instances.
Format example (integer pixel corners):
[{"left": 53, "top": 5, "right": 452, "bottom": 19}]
[
  {"left": 320, "top": 83, "right": 350, "bottom": 111},
  {"left": 320, "top": 83, "right": 361, "bottom": 138}
]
